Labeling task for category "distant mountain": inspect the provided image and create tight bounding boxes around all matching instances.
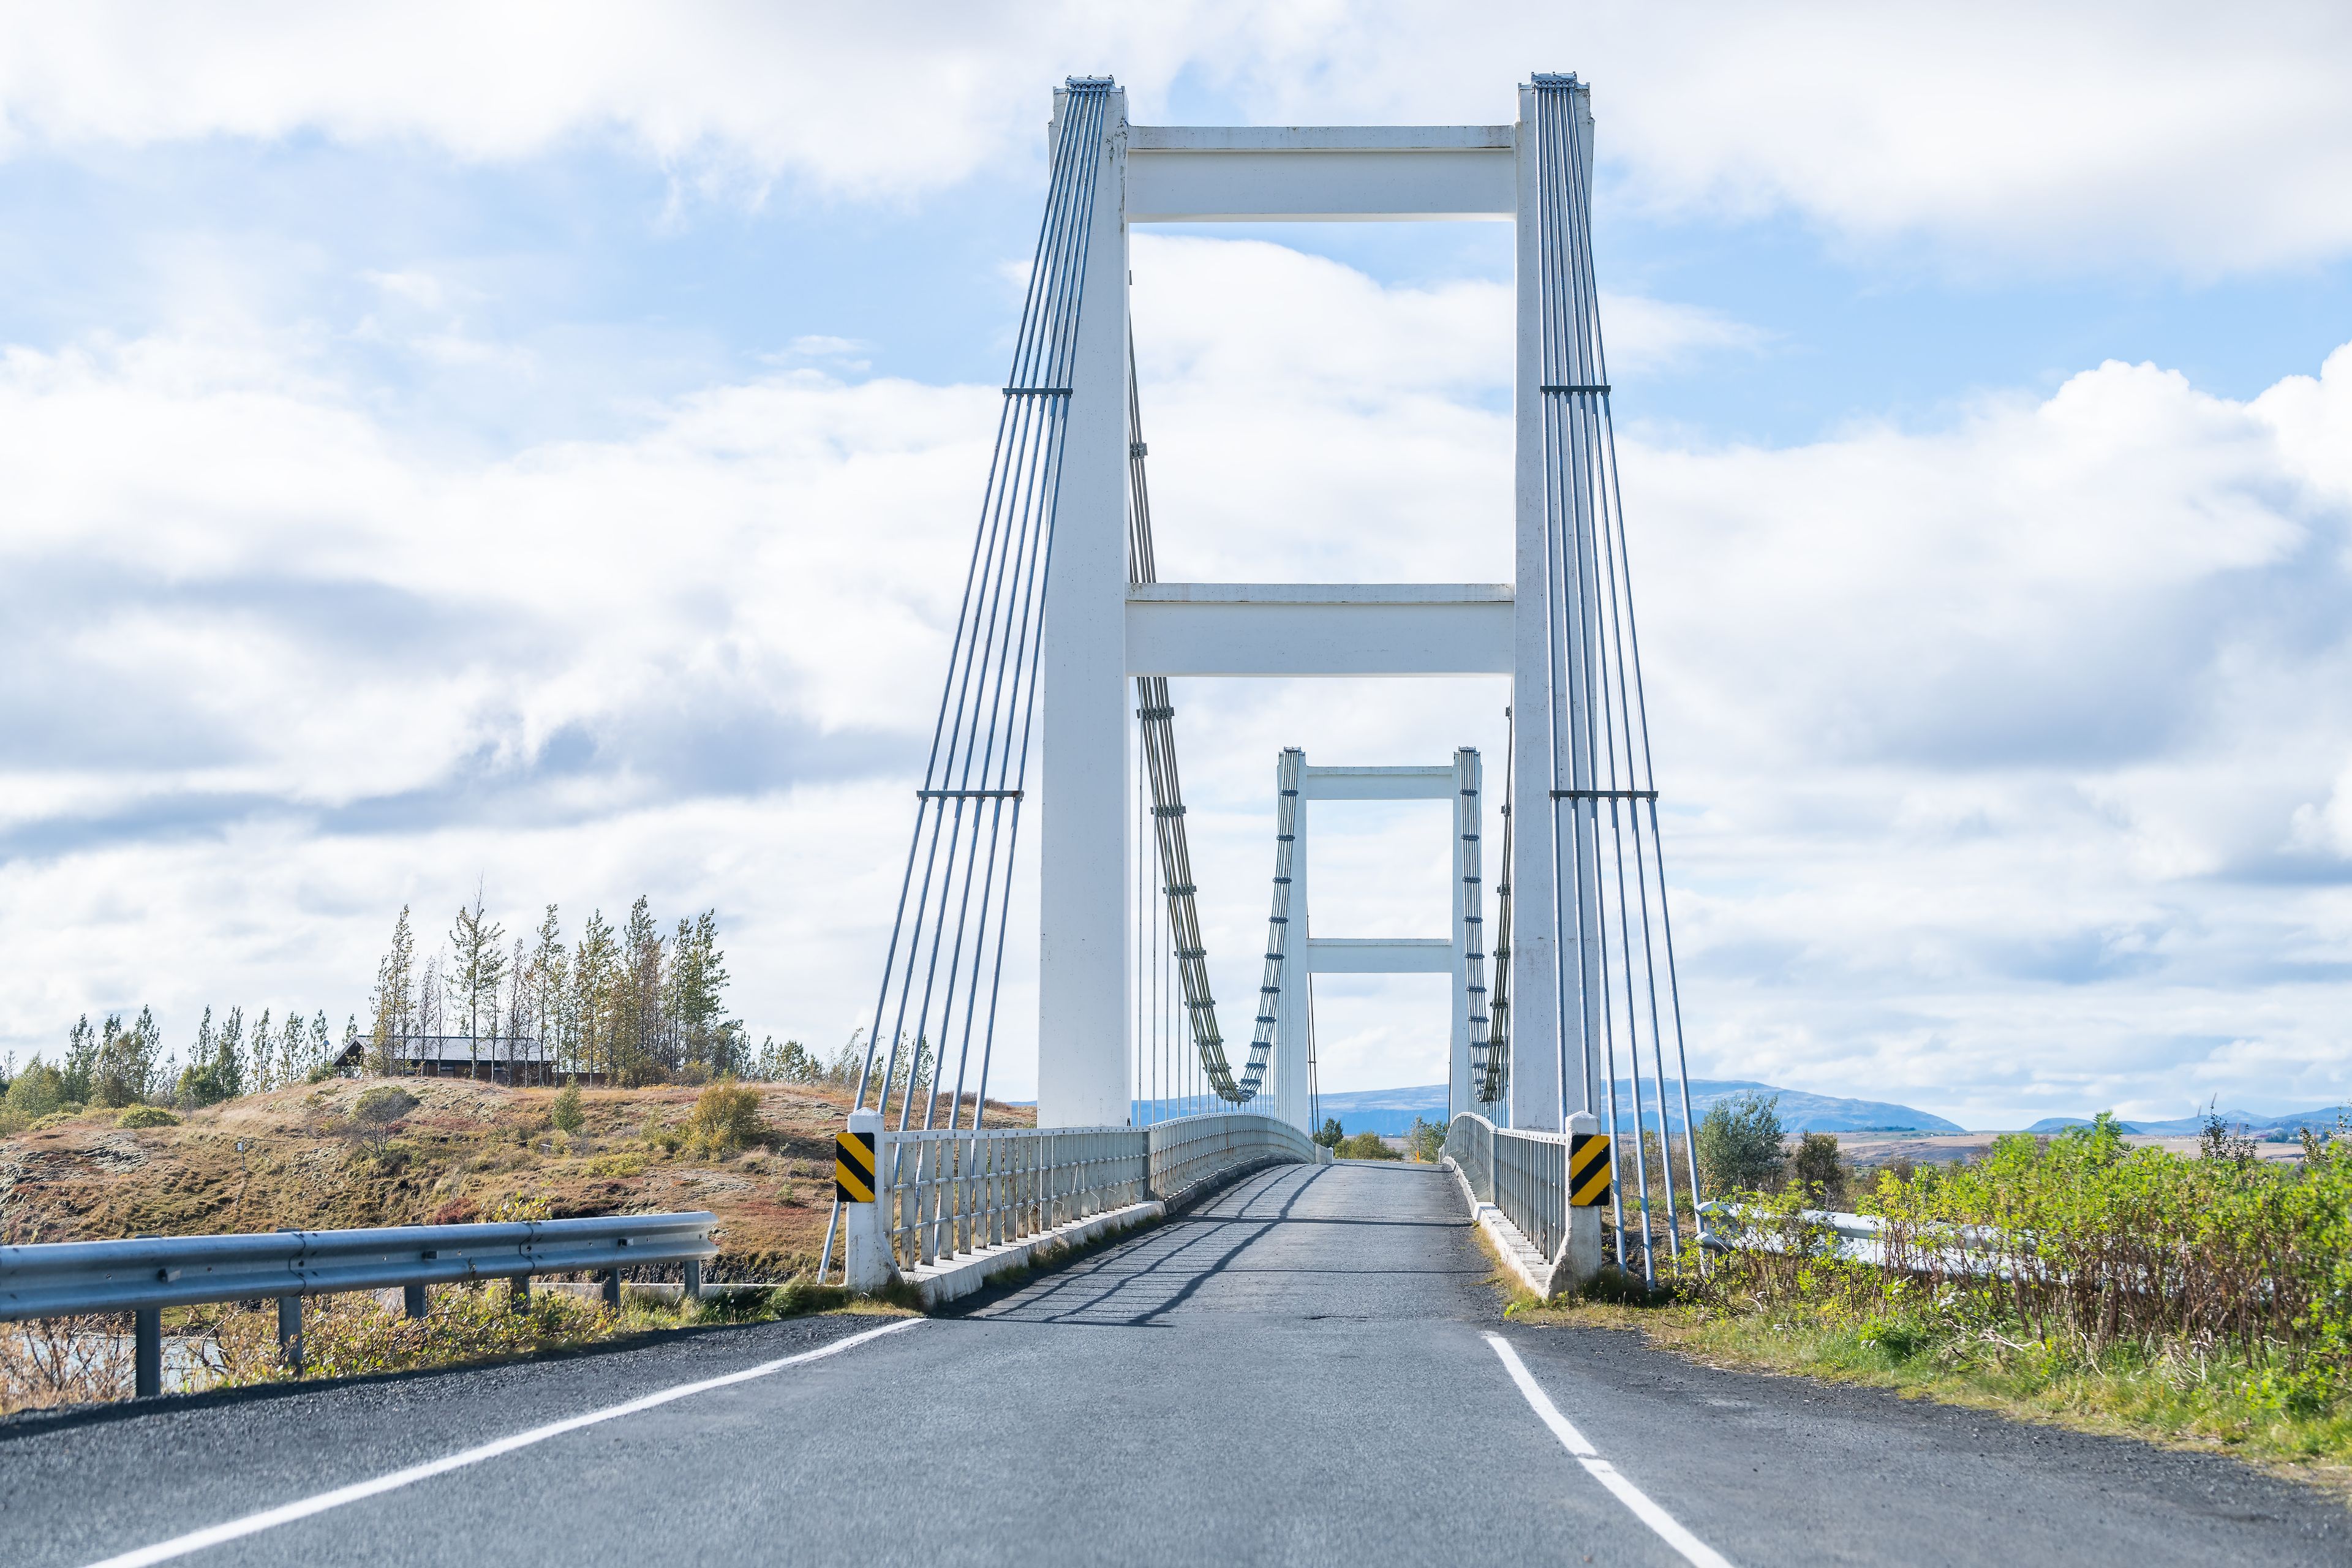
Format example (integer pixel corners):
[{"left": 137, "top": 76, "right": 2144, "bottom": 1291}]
[
  {"left": 2026, "top": 1106, "right": 2349, "bottom": 1139},
  {"left": 2025, "top": 1116, "right": 2144, "bottom": 1135},
  {"left": 1297, "top": 1079, "right": 1961, "bottom": 1137}
]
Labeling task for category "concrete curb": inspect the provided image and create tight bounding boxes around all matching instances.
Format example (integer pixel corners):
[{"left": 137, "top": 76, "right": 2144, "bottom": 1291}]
[
  {"left": 903, "top": 1199, "right": 1166, "bottom": 1308},
  {"left": 1441, "top": 1156, "right": 1566, "bottom": 1301}
]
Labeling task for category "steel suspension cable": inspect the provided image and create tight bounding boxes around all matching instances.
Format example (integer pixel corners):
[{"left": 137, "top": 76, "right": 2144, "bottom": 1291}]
[
  {"left": 821, "top": 78, "right": 1115, "bottom": 1283},
  {"left": 1126, "top": 341, "right": 1295, "bottom": 1106},
  {"left": 1529, "top": 74, "right": 1700, "bottom": 1286}
]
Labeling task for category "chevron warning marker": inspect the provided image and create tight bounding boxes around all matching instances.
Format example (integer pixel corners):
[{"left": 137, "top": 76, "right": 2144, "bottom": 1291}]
[
  {"left": 835, "top": 1128, "right": 877, "bottom": 1204},
  {"left": 1568, "top": 1132, "right": 1611, "bottom": 1208}
]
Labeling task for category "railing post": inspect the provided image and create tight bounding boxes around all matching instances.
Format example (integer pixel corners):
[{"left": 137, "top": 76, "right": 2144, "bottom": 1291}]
[
  {"left": 276, "top": 1295, "right": 303, "bottom": 1375},
  {"left": 683, "top": 1261, "right": 702, "bottom": 1302},
  {"left": 1555, "top": 1111, "right": 1604, "bottom": 1294},
  {"left": 403, "top": 1283, "right": 428, "bottom": 1319},
  {"left": 510, "top": 1275, "right": 531, "bottom": 1311},
  {"left": 134, "top": 1306, "right": 162, "bottom": 1398},
  {"left": 840, "top": 1109, "right": 894, "bottom": 1293}
]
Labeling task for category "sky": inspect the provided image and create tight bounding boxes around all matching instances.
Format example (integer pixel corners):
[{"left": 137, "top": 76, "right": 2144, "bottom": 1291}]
[{"left": 2, "top": 3, "right": 2350, "bottom": 1128}]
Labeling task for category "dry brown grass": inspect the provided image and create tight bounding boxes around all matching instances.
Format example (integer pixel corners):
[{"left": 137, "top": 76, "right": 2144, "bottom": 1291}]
[
  {"left": 0, "top": 1313, "right": 136, "bottom": 1410},
  {"left": 0, "top": 1077, "right": 1033, "bottom": 1280}
]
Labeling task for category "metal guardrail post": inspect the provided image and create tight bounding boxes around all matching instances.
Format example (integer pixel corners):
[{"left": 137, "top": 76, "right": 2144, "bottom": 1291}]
[
  {"left": 134, "top": 1306, "right": 160, "bottom": 1398},
  {"left": 277, "top": 1295, "right": 303, "bottom": 1374},
  {"left": 509, "top": 1275, "right": 530, "bottom": 1310},
  {"left": 684, "top": 1260, "right": 702, "bottom": 1302},
  {"left": 404, "top": 1284, "right": 427, "bottom": 1319}
]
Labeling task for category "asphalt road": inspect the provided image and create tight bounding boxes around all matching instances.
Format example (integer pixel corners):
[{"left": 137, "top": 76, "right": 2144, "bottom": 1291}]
[{"left": 4, "top": 1160, "right": 2343, "bottom": 1566}]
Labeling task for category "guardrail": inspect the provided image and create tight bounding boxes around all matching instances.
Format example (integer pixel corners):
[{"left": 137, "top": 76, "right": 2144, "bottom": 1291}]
[
  {"left": 884, "top": 1127, "right": 1148, "bottom": 1272},
  {"left": 1698, "top": 1201, "right": 2011, "bottom": 1276},
  {"left": 1445, "top": 1112, "right": 1576, "bottom": 1261},
  {"left": 1150, "top": 1113, "right": 1319, "bottom": 1210},
  {"left": 0, "top": 1212, "right": 719, "bottom": 1397},
  {"left": 871, "top": 1112, "right": 1321, "bottom": 1280}
]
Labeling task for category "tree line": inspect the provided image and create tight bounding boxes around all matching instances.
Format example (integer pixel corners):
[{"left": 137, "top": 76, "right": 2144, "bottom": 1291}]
[
  {"left": 4, "top": 892, "right": 896, "bottom": 1126},
  {"left": 2, "top": 1004, "right": 360, "bottom": 1128},
  {"left": 366, "top": 893, "right": 752, "bottom": 1087}
]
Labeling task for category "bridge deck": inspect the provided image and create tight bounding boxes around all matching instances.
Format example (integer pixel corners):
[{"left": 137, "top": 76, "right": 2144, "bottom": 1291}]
[{"left": 6, "top": 1163, "right": 2339, "bottom": 1566}]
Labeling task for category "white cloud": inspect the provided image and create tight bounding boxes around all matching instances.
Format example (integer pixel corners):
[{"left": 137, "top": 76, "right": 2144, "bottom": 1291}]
[
  {"left": 3, "top": 233, "right": 2350, "bottom": 1124},
  {"left": 4, "top": 4, "right": 2350, "bottom": 272}
]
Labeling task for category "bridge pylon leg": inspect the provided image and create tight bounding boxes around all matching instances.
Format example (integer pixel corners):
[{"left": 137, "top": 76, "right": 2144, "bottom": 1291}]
[{"left": 1036, "top": 83, "right": 1133, "bottom": 1131}]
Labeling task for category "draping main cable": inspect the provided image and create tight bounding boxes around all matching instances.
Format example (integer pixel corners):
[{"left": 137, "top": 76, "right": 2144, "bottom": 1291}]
[
  {"left": 1531, "top": 75, "right": 1702, "bottom": 1286},
  {"left": 1126, "top": 344, "right": 1296, "bottom": 1106},
  {"left": 1474, "top": 716, "right": 1515, "bottom": 1108},
  {"left": 820, "top": 79, "right": 1115, "bottom": 1283}
]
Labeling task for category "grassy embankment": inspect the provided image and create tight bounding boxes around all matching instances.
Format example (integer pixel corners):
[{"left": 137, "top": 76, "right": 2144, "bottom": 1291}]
[
  {"left": 0, "top": 1076, "right": 1017, "bottom": 1412},
  {"left": 1484, "top": 1118, "right": 2352, "bottom": 1491}
]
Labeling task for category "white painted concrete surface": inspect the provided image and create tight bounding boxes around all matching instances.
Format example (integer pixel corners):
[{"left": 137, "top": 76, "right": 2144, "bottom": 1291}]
[
  {"left": 1124, "top": 584, "right": 1513, "bottom": 677},
  {"left": 1126, "top": 126, "right": 1515, "bottom": 222},
  {"left": 903, "top": 1199, "right": 1166, "bottom": 1308},
  {"left": 1037, "top": 85, "right": 1133, "bottom": 1129}
]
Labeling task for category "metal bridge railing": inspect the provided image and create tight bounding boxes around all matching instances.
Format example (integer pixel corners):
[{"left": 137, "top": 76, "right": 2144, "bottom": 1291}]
[
  {"left": 875, "top": 1112, "right": 1319, "bottom": 1276},
  {"left": 1148, "top": 1113, "right": 1317, "bottom": 1211},
  {"left": 884, "top": 1127, "right": 1148, "bottom": 1272},
  {"left": 1446, "top": 1113, "right": 1572, "bottom": 1261}
]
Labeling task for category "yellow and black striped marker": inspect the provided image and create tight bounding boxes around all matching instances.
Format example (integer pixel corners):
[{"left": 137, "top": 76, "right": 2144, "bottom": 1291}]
[
  {"left": 834, "top": 1128, "right": 877, "bottom": 1203},
  {"left": 1568, "top": 1132, "right": 1611, "bottom": 1208}
]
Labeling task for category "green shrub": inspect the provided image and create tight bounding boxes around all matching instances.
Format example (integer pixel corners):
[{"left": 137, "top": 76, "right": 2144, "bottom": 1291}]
[
  {"left": 116, "top": 1105, "right": 179, "bottom": 1129},
  {"left": 1404, "top": 1116, "right": 1447, "bottom": 1164},
  {"left": 1694, "top": 1112, "right": 2352, "bottom": 1404},
  {"left": 1313, "top": 1117, "right": 1344, "bottom": 1149},
  {"left": 1696, "top": 1091, "right": 1785, "bottom": 1194},
  {"left": 549, "top": 1077, "right": 584, "bottom": 1133},
  {"left": 684, "top": 1077, "right": 766, "bottom": 1158},
  {"left": 5, "top": 1061, "right": 63, "bottom": 1121},
  {"left": 350, "top": 1085, "right": 418, "bottom": 1152},
  {"left": 1791, "top": 1131, "right": 1847, "bottom": 1207},
  {"left": 1335, "top": 1131, "right": 1401, "bottom": 1161}
]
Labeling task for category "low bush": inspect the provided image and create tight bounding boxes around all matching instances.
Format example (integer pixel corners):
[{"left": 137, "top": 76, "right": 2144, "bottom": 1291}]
[
  {"left": 684, "top": 1077, "right": 766, "bottom": 1158},
  {"left": 116, "top": 1104, "right": 179, "bottom": 1129},
  {"left": 213, "top": 1284, "right": 629, "bottom": 1387},
  {"left": 1334, "top": 1131, "right": 1400, "bottom": 1161},
  {"left": 1404, "top": 1117, "right": 1447, "bottom": 1163},
  {"left": 350, "top": 1085, "right": 419, "bottom": 1152},
  {"left": 1692, "top": 1113, "right": 2352, "bottom": 1416},
  {"left": 1695, "top": 1091, "right": 1785, "bottom": 1193}
]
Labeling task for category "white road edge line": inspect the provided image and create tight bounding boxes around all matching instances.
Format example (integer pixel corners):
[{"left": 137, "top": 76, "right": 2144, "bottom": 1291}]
[
  {"left": 81, "top": 1316, "right": 929, "bottom": 1568},
  {"left": 1483, "top": 1333, "right": 1735, "bottom": 1568}
]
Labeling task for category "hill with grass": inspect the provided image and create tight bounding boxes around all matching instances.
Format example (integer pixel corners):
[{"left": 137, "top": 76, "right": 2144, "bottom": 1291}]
[{"left": 0, "top": 1077, "right": 1031, "bottom": 1276}]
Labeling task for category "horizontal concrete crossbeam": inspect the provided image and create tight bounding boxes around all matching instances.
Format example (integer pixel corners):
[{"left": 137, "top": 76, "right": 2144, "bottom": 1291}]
[
  {"left": 1126, "top": 126, "right": 1515, "bottom": 221},
  {"left": 1305, "top": 937, "right": 1455, "bottom": 974},
  {"left": 1124, "top": 582, "right": 1513, "bottom": 676},
  {"left": 1300, "top": 764, "right": 1455, "bottom": 801}
]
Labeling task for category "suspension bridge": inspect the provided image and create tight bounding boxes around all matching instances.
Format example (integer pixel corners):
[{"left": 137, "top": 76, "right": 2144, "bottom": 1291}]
[
  {"left": 825, "top": 70, "right": 1700, "bottom": 1295},
  {"left": 17, "top": 75, "right": 2334, "bottom": 1568}
]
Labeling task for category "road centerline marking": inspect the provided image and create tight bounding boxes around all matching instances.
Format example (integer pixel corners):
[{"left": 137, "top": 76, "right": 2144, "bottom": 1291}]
[
  {"left": 80, "top": 1316, "right": 928, "bottom": 1568},
  {"left": 1483, "top": 1333, "right": 1735, "bottom": 1568}
]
